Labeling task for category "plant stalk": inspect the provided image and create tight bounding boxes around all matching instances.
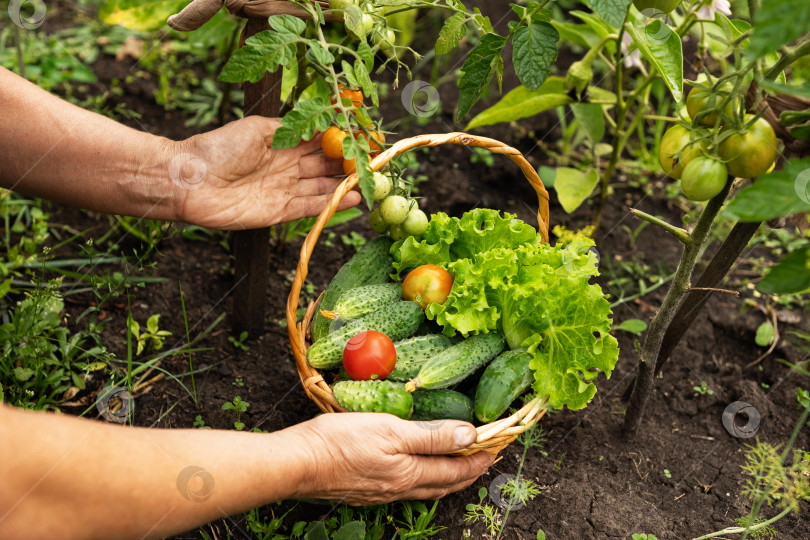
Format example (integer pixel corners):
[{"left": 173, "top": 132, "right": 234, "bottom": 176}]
[
  {"left": 630, "top": 209, "right": 691, "bottom": 244},
  {"left": 623, "top": 178, "right": 732, "bottom": 438},
  {"left": 691, "top": 505, "right": 793, "bottom": 540}
]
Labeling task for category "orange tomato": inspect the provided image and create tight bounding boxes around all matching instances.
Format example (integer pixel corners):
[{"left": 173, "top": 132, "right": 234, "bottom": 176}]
[
  {"left": 343, "top": 158, "right": 356, "bottom": 175},
  {"left": 358, "top": 130, "right": 385, "bottom": 155},
  {"left": 321, "top": 126, "right": 348, "bottom": 159},
  {"left": 331, "top": 85, "right": 364, "bottom": 112}
]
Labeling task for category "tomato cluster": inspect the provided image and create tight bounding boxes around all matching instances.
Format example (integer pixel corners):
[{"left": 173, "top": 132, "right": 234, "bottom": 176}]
[
  {"left": 320, "top": 85, "right": 386, "bottom": 174},
  {"left": 658, "top": 80, "right": 778, "bottom": 202}
]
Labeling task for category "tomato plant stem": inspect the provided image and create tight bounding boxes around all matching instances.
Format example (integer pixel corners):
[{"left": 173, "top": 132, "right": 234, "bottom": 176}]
[
  {"left": 623, "top": 177, "right": 733, "bottom": 438},
  {"left": 629, "top": 209, "right": 690, "bottom": 244}
]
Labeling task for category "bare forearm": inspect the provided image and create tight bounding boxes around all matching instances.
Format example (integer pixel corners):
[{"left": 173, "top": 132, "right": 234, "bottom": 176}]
[
  {"left": 0, "top": 67, "right": 180, "bottom": 221},
  {"left": 0, "top": 405, "right": 312, "bottom": 539}
]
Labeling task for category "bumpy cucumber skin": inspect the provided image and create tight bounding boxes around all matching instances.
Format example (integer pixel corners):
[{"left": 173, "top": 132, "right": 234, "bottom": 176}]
[
  {"left": 474, "top": 349, "right": 533, "bottom": 423},
  {"left": 312, "top": 236, "right": 394, "bottom": 343},
  {"left": 333, "top": 380, "right": 413, "bottom": 419},
  {"left": 307, "top": 301, "right": 424, "bottom": 369},
  {"left": 412, "top": 333, "right": 505, "bottom": 390},
  {"left": 388, "top": 334, "right": 453, "bottom": 381},
  {"left": 332, "top": 283, "right": 403, "bottom": 323},
  {"left": 412, "top": 389, "right": 474, "bottom": 422}
]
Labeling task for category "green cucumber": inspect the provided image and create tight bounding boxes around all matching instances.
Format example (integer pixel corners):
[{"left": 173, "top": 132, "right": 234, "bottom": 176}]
[
  {"left": 474, "top": 349, "right": 533, "bottom": 423},
  {"left": 333, "top": 380, "right": 413, "bottom": 419},
  {"left": 412, "top": 389, "right": 474, "bottom": 423},
  {"left": 388, "top": 334, "right": 453, "bottom": 381},
  {"left": 312, "top": 236, "right": 394, "bottom": 343},
  {"left": 329, "top": 283, "right": 403, "bottom": 324},
  {"left": 307, "top": 301, "right": 424, "bottom": 369},
  {"left": 407, "top": 333, "right": 505, "bottom": 391}
]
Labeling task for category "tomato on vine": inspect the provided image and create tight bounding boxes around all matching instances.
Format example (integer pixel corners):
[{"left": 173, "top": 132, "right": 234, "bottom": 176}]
[
  {"left": 680, "top": 156, "right": 728, "bottom": 201},
  {"left": 372, "top": 171, "right": 392, "bottom": 201},
  {"left": 331, "top": 85, "right": 363, "bottom": 112},
  {"left": 686, "top": 87, "right": 734, "bottom": 127},
  {"left": 659, "top": 125, "right": 708, "bottom": 180},
  {"left": 321, "top": 126, "right": 348, "bottom": 159},
  {"left": 401, "top": 209, "right": 429, "bottom": 237},
  {"left": 718, "top": 115, "right": 778, "bottom": 179},
  {"left": 379, "top": 195, "right": 410, "bottom": 225}
]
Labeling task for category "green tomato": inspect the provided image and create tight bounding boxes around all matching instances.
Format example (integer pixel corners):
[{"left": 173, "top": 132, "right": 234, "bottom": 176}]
[
  {"left": 329, "top": 0, "right": 357, "bottom": 9},
  {"left": 401, "top": 209, "right": 429, "bottom": 237},
  {"left": 633, "top": 0, "right": 681, "bottom": 14},
  {"left": 369, "top": 207, "right": 388, "bottom": 233},
  {"left": 348, "top": 13, "right": 374, "bottom": 40},
  {"left": 388, "top": 223, "right": 405, "bottom": 241},
  {"left": 372, "top": 172, "right": 392, "bottom": 202},
  {"left": 680, "top": 157, "right": 728, "bottom": 201},
  {"left": 686, "top": 87, "right": 735, "bottom": 127},
  {"left": 372, "top": 29, "right": 396, "bottom": 51},
  {"left": 379, "top": 195, "right": 410, "bottom": 225},
  {"left": 658, "top": 125, "right": 707, "bottom": 180},
  {"left": 718, "top": 115, "right": 778, "bottom": 179}
]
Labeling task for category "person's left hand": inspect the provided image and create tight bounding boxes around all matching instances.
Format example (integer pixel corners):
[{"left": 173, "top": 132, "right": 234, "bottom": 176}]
[{"left": 171, "top": 116, "right": 360, "bottom": 230}]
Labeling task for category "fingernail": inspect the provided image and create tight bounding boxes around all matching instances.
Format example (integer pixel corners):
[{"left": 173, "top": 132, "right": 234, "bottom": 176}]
[{"left": 454, "top": 426, "right": 476, "bottom": 447}]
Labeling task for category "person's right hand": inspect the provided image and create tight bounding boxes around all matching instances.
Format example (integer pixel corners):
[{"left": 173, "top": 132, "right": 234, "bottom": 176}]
[{"left": 288, "top": 413, "right": 495, "bottom": 505}]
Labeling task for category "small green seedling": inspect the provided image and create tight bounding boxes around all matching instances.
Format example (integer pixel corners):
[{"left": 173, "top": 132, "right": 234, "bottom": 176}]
[
  {"left": 664, "top": 469, "right": 672, "bottom": 479},
  {"left": 228, "top": 331, "right": 249, "bottom": 351},
  {"left": 193, "top": 415, "right": 210, "bottom": 429},
  {"left": 128, "top": 314, "right": 171, "bottom": 355},
  {"left": 693, "top": 381, "right": 714, "bottom": 395},
  {"left": 222, "top": 396, "right": 249, "bottom": 431}
]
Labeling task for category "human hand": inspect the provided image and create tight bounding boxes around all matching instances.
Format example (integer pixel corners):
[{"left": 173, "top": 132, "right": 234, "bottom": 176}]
[
  {"left": 172, "top": 116, "right": 361, "bottom": 230},
  {"left": 288, "top": 413, "right": 494, "bottom": 505}
]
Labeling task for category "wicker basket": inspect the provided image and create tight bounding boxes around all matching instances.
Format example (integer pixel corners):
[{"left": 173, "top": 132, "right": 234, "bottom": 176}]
[{"left": 287, "top": 132, "right": 552, "bottom": 456}]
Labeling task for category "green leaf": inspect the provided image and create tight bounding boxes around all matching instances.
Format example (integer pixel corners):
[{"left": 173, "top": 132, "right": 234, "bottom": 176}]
[
  {"left": 755, "top": 321, "right": 775, "bottom": 347},
  {"left": 353, "top": 62, "right": 378, "bottom": 107},
  {"left": 554, "top": 167, "right": 600, "bottom": 213},
  {"left": 465, "top": 77, "right": 573, "bottom": 129},
  {"left": 436, "top": 12, "right": 468, "bottom": 55},
  {"left": 589, "top": 0, "right": 632, "bottom": 28},
  {"left": 304, "top": 521, "right": 329, "bottom": 540},
  {"left": 306, "top": 41, "right": 335, "bottom": 66},
  {"left": 722, "top": 159, "right": 810, "bottom": 221},
  {"left": 747, "top": 0, "right": 810, "bottom": 60},
  {"left": 333, "top": 521, "right": 366, "bottom": 540},
  {"left": 537, "top": 531, "right": 546, "bottom": 540},
  {"left": 758, "top": 246, "right": 810, "bottom": 295},
  {"left": 268, "top": 14, "right": 306, "bottom": 35},
  {"left": 616, "top": 319, "right": 647, "bottom": 335},
  {"left": 356, "top": 41, "right": 374, "bottom": 70},
  {"left": 271, "top": 98, "right": 332, "bottom": 149},
  {"left": 570, "top": 10, "right": 618, "bottom": 53},
  {"left": 356, "top": 154, "right": 375, "bottom": 208},
  {"left": 512, "top": 22, "right": 559, "bottom": 91},
  {"left": 550, "top": 21, "right": 600, "bottom": 48},
  {"left": 13, "top": 367, "right": 34, "bottom": 382},
  {"left": 628, "top": 19, "right": 683, "bottom": 101},
  {"left": 219, "top": 30, "right": 297, "bottom": 83},
  {"left": 99, "top": 0, "right": 187, "bottom": 31},
  {"left": 146, "top": 314, "right": 160, "bottom": 334},
  {"left": 456, "top": 33, "right": 508, "bottom": 122},
  {"left": 571, "top": 102, "right": 605, "bottom": 144},
  {"left": 758, "top": 78, "right": 810, "bottom": 100}
]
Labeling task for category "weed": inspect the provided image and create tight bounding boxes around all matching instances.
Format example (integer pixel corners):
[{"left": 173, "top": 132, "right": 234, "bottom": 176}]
[
  {"left": 395, "top": 500, "right": 444, "bottom": 539},
  {"left": 464, "top": 487, "right": 502, "bottom": 537},
  {"left": 693, "top": 381, "right": 714, "bottom": 396},
  {"left": 193, "top": 415, "right": 210, "bottom": 429},
  {"left": 229, "top": 331, "right": 249, "bottom": 351},
  {"left": 341, "top": 231, "right": 367, "bottom": 251},
  {"left": 128, "top": 313, "right": 172, "bottom": 356},
  {"left": 222, "top": 396, "right": 249, "bottom": 431},
  {"left": 233, "top": 377, "right": 245, "bottom": 388},
  {"left": 500, "top": 477, "right": 541, "bottom": 507},
  {"left": 664, "top": 469, "right": 672, "bottom": 479}
]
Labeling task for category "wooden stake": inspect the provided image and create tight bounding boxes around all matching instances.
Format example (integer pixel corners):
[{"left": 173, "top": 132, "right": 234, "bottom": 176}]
[{"left": 232, "top": 17, "right": 283, "bottom": 335}]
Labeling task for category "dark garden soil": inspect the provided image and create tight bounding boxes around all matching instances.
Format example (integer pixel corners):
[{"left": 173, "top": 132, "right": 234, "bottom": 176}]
[{"left": 34, "top": 2, "right": 810, "bottom": 539}]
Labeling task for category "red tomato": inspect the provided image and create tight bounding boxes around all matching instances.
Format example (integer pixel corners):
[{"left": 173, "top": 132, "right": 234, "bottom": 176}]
[
  {"left": 402, "top": 265, "right": 453, "bottom": 310},
  {"left": 342, "top": 330, "right": 396, "bottom": 380}
]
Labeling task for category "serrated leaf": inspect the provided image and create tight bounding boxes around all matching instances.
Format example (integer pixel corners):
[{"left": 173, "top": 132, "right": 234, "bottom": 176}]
[
  {"left": 571, "top": 102, "right": 605, "bottom": 144},
  {"left": 357, "top": 41, "right": 374, "bottom": 70},
  {"left": 456, "top": 33, "right": 508, "bottom": 122},
  {"left": 554, "top": 167, "right": 600, "bottom": 213},
  {"left": 747, "top": 0, "right": 810, "bottom": 60},
  {"left": 306, "top": 41, "right": 335, "bottom": 66},
  {"left": 268, "top": 14, "right": 306, "bottom": 35},
  {"left": 589, "top": 0, "right": 632, "bottom": 28},
  {"left": 14, "top": 367, "right": 34, "bottom": 382},
  {"left": 342, "top": 60, "right": 360, "bottom": 89},
  {"left": 512, "top": 21, "right": 559, "bottom": 91},
  {"left": 219, "top": 31, "right": 297, "bottom": 83},
  {"left": 436, "top": 12, "right": 468, "bottom": 55},
  {"left": 99, "top": 0, "right": 187, "bottom": 31},
  {"left": 722, "top": 159, "right": 810, "bottom": 221},
  {"left": 758, "top": 246, "right": 810, "bottom": 295},
  {"left": 343, "top": 5, "right": 365, "bottom": 39},
  {"left": 354, "top": 62, "right": 378, "bottom": 106},
  {"left": 628, "top": 18, "right": 683, "bottom": 101},
  {"left": 755, "top": 321, "right": 775, "bottom": 347},
  {"left": 271, "top": 98, "right": 332, "bottom": 149},
  {"left": 465, "top": 77, "right": 573, "bottom": 130}
]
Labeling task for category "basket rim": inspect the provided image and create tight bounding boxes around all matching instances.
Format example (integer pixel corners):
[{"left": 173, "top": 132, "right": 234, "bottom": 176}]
[{"left": 286, "top": 132, "right": 552, "bottom": 455}]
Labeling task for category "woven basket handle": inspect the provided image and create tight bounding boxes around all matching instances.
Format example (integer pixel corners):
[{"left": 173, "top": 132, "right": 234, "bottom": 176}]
[{"left": 287, "top": 132, "right": 550, "bottom": 379}]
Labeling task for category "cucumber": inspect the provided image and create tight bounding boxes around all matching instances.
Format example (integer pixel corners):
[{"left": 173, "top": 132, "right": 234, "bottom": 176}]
[
  {"left": 333, "top": 380, "right": 413, "bottom": 419},
  {"left": 388, "top": 334, "right": 453, "bottom": 381},
  {"left": 307, "top": 301, "right": 424, "bottom": 369},
  {"left": 474, "top": 349, "right": 534, "bottom": 423},
  {"left": 412, "top": 389, "right": 474, "bottom": 423},
  {"left": 407, "top": 333, "right": 505, "bottom": 391},
  {"left": 329, "top": 283, "right": 403, "bottom": 324},
  {"left": 311, "top": 236, "right": 394, "bottom": 343}
]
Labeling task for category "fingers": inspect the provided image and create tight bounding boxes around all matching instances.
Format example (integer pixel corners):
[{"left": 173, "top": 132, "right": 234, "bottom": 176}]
[
  {"left": 280, "top": 190, "right": 361, "bottom": 223},
  {"left": 295, "top": 176, "right": 347, "bottom": 198},
  {"left": 393, "top": 419, "right": 480, "bottom": 455},
  {"left": 299, "top": 154, "right": 344, "bottom": 178},
  {"left": 406, "top": 475, "right": 482, "bottom": 502},
  {"left": 409, "top": 451, "right": 494, "bottom": 489}
]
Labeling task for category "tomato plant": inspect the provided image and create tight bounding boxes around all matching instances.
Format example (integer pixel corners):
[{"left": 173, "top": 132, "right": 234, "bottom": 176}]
[
  {"left": 342, "top": 330, "right": 396, "bottom": 380},
  {"left": 402, "top": 265, "right": 453, "bottom": 310},
  {"left": 718, "top": 116, "right": 778, "bottom": 179},
  {"left": 679, "top": 156, "right": 728, "bottom": 201},
  {"left": 658, "top": 125, "right": 707, "bottom": 180}
]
